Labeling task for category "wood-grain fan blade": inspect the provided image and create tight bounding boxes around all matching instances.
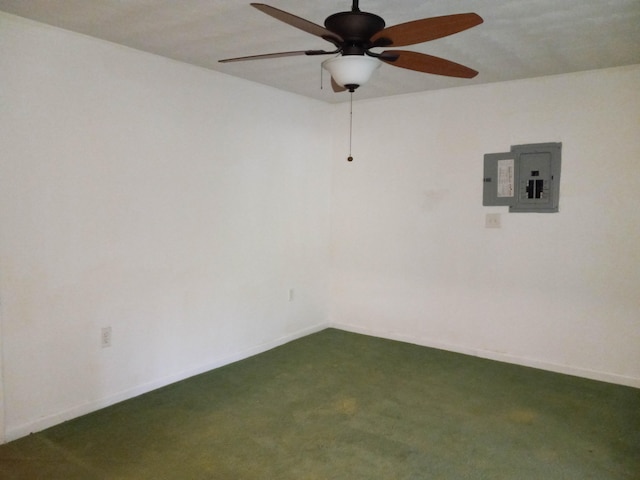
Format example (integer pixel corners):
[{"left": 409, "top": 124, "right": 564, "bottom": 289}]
[
  {"left": 251, "top": 3, "right": 343, "bottom": 43},
  {"left": 371, "top": 13, "right": 483, "bottom": 47},
  {"left": 381, "top": 50, "right": 478, "bottom": 78},
  {"left": 219, "top": 50, "right": 310, "bottom": 63}
]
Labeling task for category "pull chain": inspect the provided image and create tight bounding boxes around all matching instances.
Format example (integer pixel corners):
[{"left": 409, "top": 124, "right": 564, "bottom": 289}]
[{"left": 347, "top": 92, "right": 354, "bottom": 162}]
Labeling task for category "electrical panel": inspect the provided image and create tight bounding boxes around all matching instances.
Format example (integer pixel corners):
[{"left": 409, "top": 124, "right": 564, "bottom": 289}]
[{"left": 483, "top": 142, "right": 562, "bottom": 213}]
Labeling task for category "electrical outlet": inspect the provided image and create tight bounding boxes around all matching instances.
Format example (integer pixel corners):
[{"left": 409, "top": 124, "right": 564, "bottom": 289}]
[
  {"left": 485, "top": 213, "right": 502, "bottom": 229},
  {"left": 101, "top": 326, "right": 112, "bottom": 348}
]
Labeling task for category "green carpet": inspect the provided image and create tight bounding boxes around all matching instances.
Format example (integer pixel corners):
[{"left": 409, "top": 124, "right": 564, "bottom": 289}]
[{"left": 1, "top": 328, "right": 639, "bottom": 479}]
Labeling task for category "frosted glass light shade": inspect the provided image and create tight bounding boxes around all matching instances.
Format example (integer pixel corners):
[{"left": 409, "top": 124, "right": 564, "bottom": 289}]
[{"left": 322, "top": 55, "right": 381, "bottom": 90}]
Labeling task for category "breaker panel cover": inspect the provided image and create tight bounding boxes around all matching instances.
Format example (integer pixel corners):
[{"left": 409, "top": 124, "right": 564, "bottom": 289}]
[{"left": 483, "top": 143, "right": 561, "bottom": 213}]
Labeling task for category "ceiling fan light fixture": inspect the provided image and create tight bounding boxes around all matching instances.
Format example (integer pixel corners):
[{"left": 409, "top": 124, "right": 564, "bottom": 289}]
[{"left": 322, "top": 55, "right": 381, "bottom": 91}]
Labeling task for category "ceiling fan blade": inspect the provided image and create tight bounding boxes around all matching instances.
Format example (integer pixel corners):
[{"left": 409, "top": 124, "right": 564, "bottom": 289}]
[
  {"left": 331, "top": 77, "right": 347, "bottom": 93},
  {"left": 219, "top": 50, "right": 309, "bottom": 63},
  {"left": 251, "top": 3, "right": 343, "bottom": 43},
  {"left": 372, "top": 13, "right": 483, "bottom": 47},
  {"left": 381, "top": 50, "right": 478, "bottom": 78},
  {"left": 219, "top": 47, "right": 339, "bottom": 63}
]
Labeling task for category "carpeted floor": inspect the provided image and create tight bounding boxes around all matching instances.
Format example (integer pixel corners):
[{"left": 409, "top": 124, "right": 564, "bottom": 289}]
[{"left": 1, "top": 328, "right": 639, "bottom": 479}]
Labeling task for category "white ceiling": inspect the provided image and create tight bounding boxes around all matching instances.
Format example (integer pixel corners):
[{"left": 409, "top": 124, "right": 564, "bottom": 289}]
[{"left": 1, "top": 0, "right": 639, "bottom": 103}]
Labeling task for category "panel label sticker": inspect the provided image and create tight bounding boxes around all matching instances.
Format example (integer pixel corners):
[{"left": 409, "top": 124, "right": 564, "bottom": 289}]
[{"left": 497, "top": 159, "right": 515, "bottom": 197}]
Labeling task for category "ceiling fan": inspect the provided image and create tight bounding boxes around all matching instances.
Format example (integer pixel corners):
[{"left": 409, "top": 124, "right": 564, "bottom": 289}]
[{"left": 219, "top": 1, "right": 484, "bottom": 93}]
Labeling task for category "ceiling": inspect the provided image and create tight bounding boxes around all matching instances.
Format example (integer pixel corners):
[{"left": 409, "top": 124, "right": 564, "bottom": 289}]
[{"left": 1, "top": 0, "right": 639, "bottom": 104}]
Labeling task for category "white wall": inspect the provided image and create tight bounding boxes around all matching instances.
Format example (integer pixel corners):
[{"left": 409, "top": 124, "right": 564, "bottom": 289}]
[
  {"left": 0, "top": 13, "right": 333, "bottom": 441},
  {"left": 329, "top": 65, "right": 640, "bottom": 388}
]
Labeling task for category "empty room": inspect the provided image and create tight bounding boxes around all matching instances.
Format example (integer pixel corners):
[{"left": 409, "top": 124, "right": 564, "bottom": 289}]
[{"left": 0, "top": 1, "right": 639, "bottom": 478}]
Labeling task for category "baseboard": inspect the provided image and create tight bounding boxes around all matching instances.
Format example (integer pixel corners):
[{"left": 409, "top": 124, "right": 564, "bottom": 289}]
[
  {"left": 330, "top": 322, "right": 640, "bottom": 389},
  {"left": 8, "top": 321, "right": 636, "bottom": 442},
  {"left": 5, "top": 322, "right": 328, "bottom": 442}
]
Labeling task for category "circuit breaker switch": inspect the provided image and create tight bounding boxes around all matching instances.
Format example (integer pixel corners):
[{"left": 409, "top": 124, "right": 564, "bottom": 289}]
[{"left": 527, "top": 179, "right": 544, "bottom": 199}]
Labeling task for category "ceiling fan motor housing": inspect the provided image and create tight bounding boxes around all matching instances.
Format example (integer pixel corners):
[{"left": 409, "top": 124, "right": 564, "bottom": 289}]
[{"left": 324, "top": 11, "right": 385, "bottom": 55}]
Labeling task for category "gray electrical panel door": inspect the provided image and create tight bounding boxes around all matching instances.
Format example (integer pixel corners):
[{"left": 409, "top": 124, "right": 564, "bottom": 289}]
[
  {"left": 483, "top": 142, "right": 561, "bottom": 213},
  {"left": 483, "top": 151, "right": 518, "bottom": 207}
]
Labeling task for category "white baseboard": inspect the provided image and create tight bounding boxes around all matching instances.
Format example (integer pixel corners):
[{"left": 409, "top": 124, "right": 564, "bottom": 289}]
[
  {"left": 5, "top": 322, "right": 328, "bottom": 442},
  {"left": 330, "top": 322, "right": 640, "bottom": 389},
  {"left": 7, "top": 321, "right": 637, "bottom": 442}
]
